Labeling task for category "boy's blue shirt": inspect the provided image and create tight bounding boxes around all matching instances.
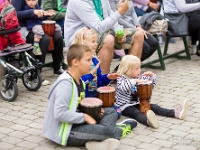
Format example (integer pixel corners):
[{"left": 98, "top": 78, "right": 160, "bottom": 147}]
[{"left": 81, "top": 57, "right": 110, "bottom": 97}]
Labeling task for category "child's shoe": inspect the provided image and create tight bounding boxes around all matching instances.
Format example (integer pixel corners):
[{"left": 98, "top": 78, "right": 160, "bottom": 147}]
[
  {"left": 33, "top": 44, "right": 42, "bottom": 55},
  {"left": 147, "top": 110, "right": 159, "bottom": 129},
  {"left": 175, "top": 99, "right": 189, "bottom": 120},
  {"left": 116, "top": 119, "right": 137, "bottom": 138},
  {"left": 85, "top": 138, "right": 120, "bottom": 150}
]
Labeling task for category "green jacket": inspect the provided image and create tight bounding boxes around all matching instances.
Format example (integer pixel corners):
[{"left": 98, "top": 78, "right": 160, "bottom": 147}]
[{"left": 42, "top": 0, "right": 66, "bottom": 21}]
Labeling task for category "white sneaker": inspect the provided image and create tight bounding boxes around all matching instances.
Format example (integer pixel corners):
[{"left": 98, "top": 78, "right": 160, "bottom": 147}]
[
  {"left": 42, "top": 79, "right": 50, "bottom": 86},
  {"left": 190, "top": 45, "right": 197, "bottom": 55},
  {"left": 175, "top": 99, "right": 189, "bottom": 120},
  {"left": 147, "top": 110, "right": 159, "bottom": 129},
  {"left": 85, "top": 138, "right": 120, "bottom": 150}
]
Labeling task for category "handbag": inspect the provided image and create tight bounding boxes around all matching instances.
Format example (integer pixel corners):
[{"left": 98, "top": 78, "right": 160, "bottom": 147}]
[
  {"left": 147, "top": 19, "right": 168, "bottom": 35},
  {"left": 164, "top": 12, "right": 189, "bottom": 36}
]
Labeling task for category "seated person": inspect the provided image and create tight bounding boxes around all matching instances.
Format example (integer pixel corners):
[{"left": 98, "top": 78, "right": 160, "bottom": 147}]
[
  {"left": 72, "top": 27, "right": 120, "bottom": 97},
  {"left": 12, "top": 0, "right": 64, "bottom": 86},
  {"left": 24, "top": 0, "right": 62, "bottom": 55},
  {"left": 42, "top": 44, "right": 137, "bottom": 150}
]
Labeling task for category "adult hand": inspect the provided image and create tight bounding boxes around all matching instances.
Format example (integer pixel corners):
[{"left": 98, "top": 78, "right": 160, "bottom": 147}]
[
  {"left": 118, "top": 0, "right": 129, "bottom": 15},
  {"left": 107, "top": 73, "right": 121, "bottom": 80},
  {"left": 84, "top": 114, "right": 96, "bottom": 124},
  {"left": 148, "top": 2, "right": 159, "bottom": 11},
  {"left": 34, "top": 9, "right": 44, "bottom": 18},
  {"left": 91, "top": 61, "right": 101, "bottom": 76},
  {"left": 117, "top": 34, "right": 127, "bottom": 43},
  {"left": 43, "top": 10, "right": 55, "bottom": 17},
  {"left": 137, "top": 26, "right": 148, "bottom": 39}
]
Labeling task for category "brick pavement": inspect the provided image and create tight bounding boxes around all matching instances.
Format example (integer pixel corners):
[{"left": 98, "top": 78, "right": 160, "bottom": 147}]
[{"left": 0, "top": 38, "right": 200, "bottom": 150}]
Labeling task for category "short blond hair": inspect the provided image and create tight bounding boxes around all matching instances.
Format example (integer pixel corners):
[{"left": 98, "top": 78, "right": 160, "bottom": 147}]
[
  {"left": 72, "top": 27, "right": 97, "bottom": 45},
  {"left": 117, "top": 55, "right": 141, "bottom": 76}
]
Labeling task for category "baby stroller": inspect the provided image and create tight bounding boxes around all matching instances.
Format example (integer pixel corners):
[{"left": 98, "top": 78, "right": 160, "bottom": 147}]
[{"left": 0, "top": 26, "right": 43, "bottom": 102}]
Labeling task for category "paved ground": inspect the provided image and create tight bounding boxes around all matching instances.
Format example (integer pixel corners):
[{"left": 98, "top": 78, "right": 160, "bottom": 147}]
[{"left": 0, "top": 38, "right": 200, "bottom": 150}]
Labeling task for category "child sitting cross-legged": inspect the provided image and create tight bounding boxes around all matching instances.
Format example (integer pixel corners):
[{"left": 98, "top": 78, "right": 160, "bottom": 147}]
[{"left": 114, "top": 55, "right": 190, "bottom": 128}]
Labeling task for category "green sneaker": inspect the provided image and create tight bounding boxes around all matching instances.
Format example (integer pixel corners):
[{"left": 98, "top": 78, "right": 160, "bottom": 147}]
[{"left": 33, "top": 44, "right": 42, "bottom": 55}]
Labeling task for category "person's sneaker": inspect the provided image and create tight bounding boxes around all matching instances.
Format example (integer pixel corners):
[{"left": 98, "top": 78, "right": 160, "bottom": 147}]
[
  {"left": 116, "top": 119, "right": 137, "bottom": 138},
  {"left": 42, "top": 79, "right": 50, "bottom": 86},
  {"left": 175, "top": 99, "right": 189, "bottom": 120},
  {"left": 33, "top": 45, "right": 42, "bottom": 55},
  {"left": 190, "top": 45, "right": 197, "bottom": 55},
  {"left": 85, "top": 138, "right": 120, "bottom": 150},
  {"left": 54, "top": 70, "right": 63, "bottom": 76},
  {"left": 147, "top": 110, "right": 159, "bottom": 129}
]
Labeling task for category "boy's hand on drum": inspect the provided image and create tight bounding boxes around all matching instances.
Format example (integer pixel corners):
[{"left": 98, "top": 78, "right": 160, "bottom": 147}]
[
  {"left": 143, "top": 71, "right": 154, "bottom": 77},
  {"left": 107, "top": 73, "right": 120, "bottom": 80},
  {"left": 100, "top": 108, "right": 105, "bottom": 117},
  {"left": 84, "top": 114, "right": 96, "bottom": 124},
  {"left": 91, "top": 62, "right": 100, "bottom": 77}
]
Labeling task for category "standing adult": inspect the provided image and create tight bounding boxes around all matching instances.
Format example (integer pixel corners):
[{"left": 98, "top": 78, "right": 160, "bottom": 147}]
[
  {"left": 109, "top": 0, "right": 158, "bottom": 61},
  {"left": 64, "top": 0, "right": 146, "bottom": 74},
  {"left": 12, "top": 0, "right": 64, "bottom": 86},
  {"left": 163, "top": 0, "right": 200, "bottom": 56}
]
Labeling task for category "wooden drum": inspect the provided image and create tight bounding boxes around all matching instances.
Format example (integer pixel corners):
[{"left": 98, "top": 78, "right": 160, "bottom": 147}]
[
  {"left": 97, "top": 86, "right": 115, "bottom": 107},
  {"left": 80, "top": 98, "right": 103, "bottom": 120},
  {"left": 42, "top": 20, "right": 55, "bottom": 51},
  {"left": 137, "top": 82, "right": 152, "bottom": 115},
  {"left": 150, "top": 0, "right": 157, "bottom": 3}
]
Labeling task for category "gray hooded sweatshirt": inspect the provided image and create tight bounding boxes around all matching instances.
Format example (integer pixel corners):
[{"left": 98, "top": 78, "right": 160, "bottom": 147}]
[
  {"left": 64, "top": 0, "right": 121, "bottom": 50},
  {"left": 42, "top": 72, "right": 85, "bottom": 146}
]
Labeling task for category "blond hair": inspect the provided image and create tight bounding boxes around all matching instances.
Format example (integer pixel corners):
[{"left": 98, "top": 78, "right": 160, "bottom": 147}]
[
  {"left": 117, "top": 55, "right": 141, "bottom": 76},
  {"left": 72, "top": 27, "right": 97, "bottom": 45}
]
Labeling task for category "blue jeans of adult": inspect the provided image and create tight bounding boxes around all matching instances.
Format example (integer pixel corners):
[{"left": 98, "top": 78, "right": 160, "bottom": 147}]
[
  {"left": 122, "top": 104, "right": 175, "bottom": 126},
  {"left": 66, "top": 108, "right": 122, "bottom": 146}
]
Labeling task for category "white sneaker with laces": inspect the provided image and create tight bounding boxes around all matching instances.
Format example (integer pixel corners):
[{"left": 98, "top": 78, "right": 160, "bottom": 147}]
[
  {"left": 42, "top": 79, "right": 50, "bottom": 86},
  {"left": 85, "top": 138, "right": 120, "bottom": 150},
  {"left": 147, "top": 110, "right": 159, "bottom": 129},
  {"left": 175, "top": 99, "right": 189, "bottom": 120},
  {"left": 190, "top": 45, "right": 197, "bottom": 55}
]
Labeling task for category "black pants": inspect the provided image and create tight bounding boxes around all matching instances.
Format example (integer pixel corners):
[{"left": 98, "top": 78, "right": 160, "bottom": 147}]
[
  {"left": 141, "top": 34, "right": 158, "bottom": 61},
  {"left": 188, "top": 11, "right": 200, "bottom": 49},
  {"left": 26, "top": 31, "right": 63, "bottom": 72},
  {"left": 122, "top": 104, "right": 175, "bottom": 126}
]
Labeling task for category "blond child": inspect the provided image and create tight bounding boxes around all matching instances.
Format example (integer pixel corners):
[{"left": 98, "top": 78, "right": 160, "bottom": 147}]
[
  {"left": 114, "top": 55, "right": 189, "bottom": 128},
  {"left": 73, "top": 27, "right": 120, "bottom": 97}
]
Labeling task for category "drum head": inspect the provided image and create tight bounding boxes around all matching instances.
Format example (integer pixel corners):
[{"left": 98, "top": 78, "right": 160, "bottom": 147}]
[
  {"left": 97, "top": 86, "right": 115, "bottom": 93},
  {"left": 138, "top": 81, "right": 152, "bottom": 86},
  {"left": 80, "top": 98, "right": 103, "bottom": 107},
  {"left": 42, "top": 20, "right": 56, "bottom": 24}
]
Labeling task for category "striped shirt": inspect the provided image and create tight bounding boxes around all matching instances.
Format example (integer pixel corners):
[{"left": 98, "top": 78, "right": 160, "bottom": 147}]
[{"left": 115, "top": 74, "right": 156, "bottom": 111}]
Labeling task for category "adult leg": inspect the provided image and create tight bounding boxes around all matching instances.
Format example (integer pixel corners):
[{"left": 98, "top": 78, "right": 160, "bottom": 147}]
[
  {"left": 122, "top": 105, "right": 148, "bottom": 126},
  {"left": 141, "top": 34, "right": 158, "bottom": 61},
  {"left": 151, "top": 104, "right": 175, "bottom": 117},
  {"left": 128, "top": 30, "right": 144, "bottom": 59},
  {"left": 52, "top": 31, "right": 63, "bottom": 72},
  {"left": 67, "top": 108, "right": 122, "bottom": 146},
  {"left": 97, "top": 34, "right": 114, "bottom": 74}
]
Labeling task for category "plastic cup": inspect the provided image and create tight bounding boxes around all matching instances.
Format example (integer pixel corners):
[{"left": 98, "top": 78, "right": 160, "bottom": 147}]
[{"left": 116, "top": 25, "right": 124, "bottom": 39}]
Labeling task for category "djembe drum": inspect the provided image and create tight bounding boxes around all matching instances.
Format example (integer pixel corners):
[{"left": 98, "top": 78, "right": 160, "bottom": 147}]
[
  {"left": 150, "top": 0, "right": 157, "bottom": 3},
  {"left": 137, "top": 82, "right": 152, "bottom": 115},
  {"left": 97, "top": 86, "right": 115, "bottom": 107},
  {"left": 42, "top": 20, "right": 55, "bottom": 51},
  {"left": 79, "top": 98, "right": 103, "bottom": 120}
]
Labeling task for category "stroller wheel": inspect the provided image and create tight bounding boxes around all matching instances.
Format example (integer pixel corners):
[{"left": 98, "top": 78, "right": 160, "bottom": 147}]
[
  {"left": 0, "top": 76, "right": 18, "bottom": 102},
  {"left": 22, "top": 70, "right": 42, "bottom": 91}
]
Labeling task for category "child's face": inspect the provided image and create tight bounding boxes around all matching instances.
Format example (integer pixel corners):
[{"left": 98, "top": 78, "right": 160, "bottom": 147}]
[
  {"left": 78, "top": 51, "right": 93, "bottom": 75},
  {"left": 131, "top": 64, "right": 141, "bottom": 78},
  {"left": 84, "top": 35, "right": 97, "bottom": 54},
  {"left": 25, "top": 0, "right": 37, "bottom": 8}
]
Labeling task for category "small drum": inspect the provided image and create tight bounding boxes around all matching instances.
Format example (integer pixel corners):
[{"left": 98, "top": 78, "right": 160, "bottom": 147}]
[
  {"left": 80, "top": 98, "right": 103, "bottom": 120},
  {"left": 137, "top": 82, "right": 152, "bottom": 115},
  {"left": 97, "top": 86, "right": 115, "bottom": 107},
  {"left": 42, "top": 20, "right": 55, "bottom": 51},
  {"left": 150, "top": 0, "right": 157, "bottom": 3}
]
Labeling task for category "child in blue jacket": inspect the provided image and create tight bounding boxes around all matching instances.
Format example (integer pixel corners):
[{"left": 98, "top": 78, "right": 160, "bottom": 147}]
[{"left": 73, "top": 27, "right": 120, "bottom": 97}]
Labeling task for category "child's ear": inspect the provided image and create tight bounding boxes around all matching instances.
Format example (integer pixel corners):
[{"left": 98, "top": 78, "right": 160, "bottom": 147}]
[{"left": 72, "top": 59, "right": 79, "bottom": 67}]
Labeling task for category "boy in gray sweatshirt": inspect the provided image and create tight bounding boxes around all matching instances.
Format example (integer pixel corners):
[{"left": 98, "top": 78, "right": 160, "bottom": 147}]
[{"left": 42, "top": 44, "right": 137, "bottom": 150}]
